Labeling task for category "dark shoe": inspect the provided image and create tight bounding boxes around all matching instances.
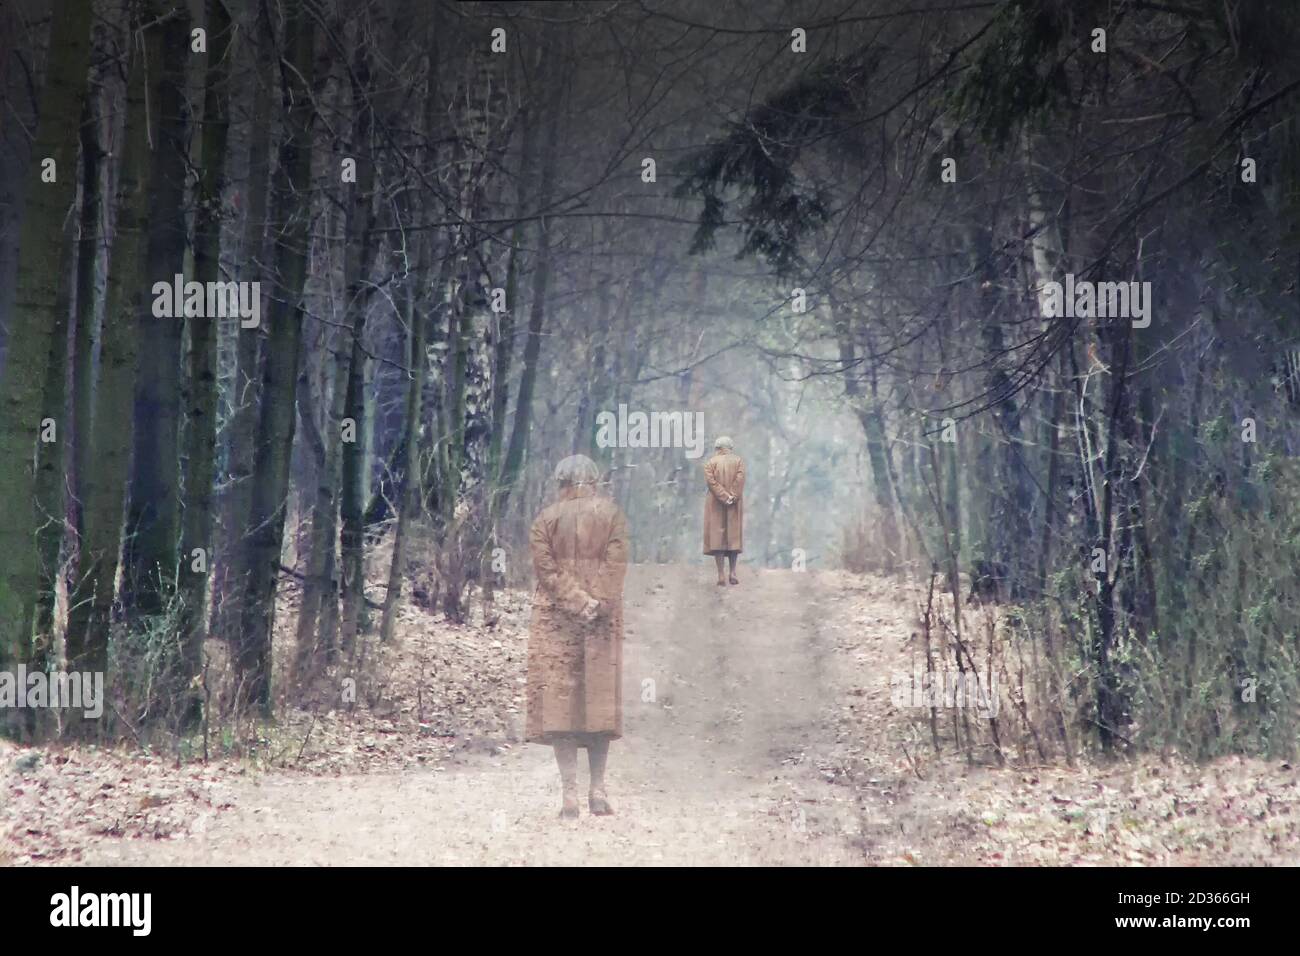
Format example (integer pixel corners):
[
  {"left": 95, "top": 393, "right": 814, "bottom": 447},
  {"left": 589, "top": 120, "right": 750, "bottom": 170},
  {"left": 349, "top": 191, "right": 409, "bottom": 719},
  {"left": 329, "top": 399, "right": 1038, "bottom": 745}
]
[
  {"left": 716, "top": 579, "right": 727, "bottom": 586},
  {"left": 729, "top": 575, "right": 739, "bottom": 585},
  {"left": 589, "top": 790, "right": 614, "bottom": 816}
]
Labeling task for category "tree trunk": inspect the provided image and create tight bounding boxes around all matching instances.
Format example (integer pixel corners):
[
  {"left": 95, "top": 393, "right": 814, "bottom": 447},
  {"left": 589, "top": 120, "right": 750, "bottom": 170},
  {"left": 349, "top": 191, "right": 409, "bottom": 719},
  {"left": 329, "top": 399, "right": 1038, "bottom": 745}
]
[
  {"left": 213, "top": 0, "right": 272, "bottom": 645},
  {"left": 379, "top": 282, "right": 427, "bottom": 643},
  {"left": 235, "top": 0, "right": 315, "bottom": 713},
  {"left": 0, "top": 0, "right": 93, "bottom": 668},
  {"left": 378, "top": 13, "right": 441, "bottom": 641},
  {"left": 178, "top": 0, "right": 232, "bottom": 717},
  {"left": 968, "top": 222, "right": 1032, "bottom": 597},
  {"left": 33, "top": 205, "right": 75, "bottom": 646},
  {"left": 336, "top": 215, "right": 379, "bottom": 652},
  {"left": 1092, "top": 316, "right": 1135, "bottom": 753},
  {"left": 338, "top": 313, "right": 370, "bottom": 653},
  {"left": 438, "top": 42, "right": 513, "bottom": 623},
  {"left": 498, "top": 49, "right": 563, "bottom": 506},
  {"left": 295, "top": 27, "right": 376, "bottom": 676},
  {"left": 65, "top": 2, "right": 157, "bottom": 680},
  {"left": 833, "top": 296, "right": 900, "bottom": 570},
  {"left": 124, "top": 4, "right": 190, "bottom": 616},
  {"left": 72, "top": 87, "right": 104, "bottom": 543}
]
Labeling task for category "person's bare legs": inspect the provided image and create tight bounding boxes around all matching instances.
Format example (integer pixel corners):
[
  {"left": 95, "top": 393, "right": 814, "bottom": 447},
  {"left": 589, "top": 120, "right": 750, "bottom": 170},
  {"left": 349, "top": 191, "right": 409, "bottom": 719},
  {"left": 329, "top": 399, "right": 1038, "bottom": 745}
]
[
  {"left": 554, "top": 738, "right": 579, "bottom": 818},
  {"left": 713, "top": 554, "right": 726, "bottom": 585},
  {"left": 728, "top": 552, "right": 739, "bottom": 585},
  {"left": 587, "top": 736, "right": 613, "bottom": 815}
]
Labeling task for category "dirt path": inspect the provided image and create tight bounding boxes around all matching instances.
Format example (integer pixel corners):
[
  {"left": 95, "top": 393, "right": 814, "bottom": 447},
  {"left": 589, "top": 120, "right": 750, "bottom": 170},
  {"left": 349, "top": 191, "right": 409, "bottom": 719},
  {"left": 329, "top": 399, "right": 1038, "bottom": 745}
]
[
  {"left": 39, "top": 563, "right": 1300, "bottom": 866},
  {"left": 80, "top": 565, "right": 868, "bottom": 866}
]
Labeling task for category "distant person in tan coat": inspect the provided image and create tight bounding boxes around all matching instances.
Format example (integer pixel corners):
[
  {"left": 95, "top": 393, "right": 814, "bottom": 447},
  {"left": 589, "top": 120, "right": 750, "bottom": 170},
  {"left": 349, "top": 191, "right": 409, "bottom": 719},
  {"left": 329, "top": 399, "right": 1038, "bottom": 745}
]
[
  {"left": 703, "top": 436, "right": 745, "bottom": 585},
  {"left": 526, "top": 454, "right": 629, "bottom": 819}
]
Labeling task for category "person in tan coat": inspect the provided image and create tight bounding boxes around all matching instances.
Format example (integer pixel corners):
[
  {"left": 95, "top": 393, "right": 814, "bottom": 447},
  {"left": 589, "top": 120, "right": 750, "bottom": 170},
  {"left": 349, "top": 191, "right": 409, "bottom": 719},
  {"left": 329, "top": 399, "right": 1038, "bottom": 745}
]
[
  {"left": 526, "top": 454, "right": 629, "bottom": 818},
  {"left": 703, "top": 436, "right": 745, "bottom": 585}
]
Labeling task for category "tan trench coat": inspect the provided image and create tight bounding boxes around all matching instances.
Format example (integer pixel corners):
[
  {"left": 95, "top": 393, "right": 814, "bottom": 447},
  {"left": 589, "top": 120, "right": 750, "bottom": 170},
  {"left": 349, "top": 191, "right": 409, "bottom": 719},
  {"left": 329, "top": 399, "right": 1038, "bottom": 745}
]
[
  {"left": 703, "top": 451, "right": 745, "bottom": 554},
  {"left": 526, "top": 486, "right": 629, "bottom": 743}
]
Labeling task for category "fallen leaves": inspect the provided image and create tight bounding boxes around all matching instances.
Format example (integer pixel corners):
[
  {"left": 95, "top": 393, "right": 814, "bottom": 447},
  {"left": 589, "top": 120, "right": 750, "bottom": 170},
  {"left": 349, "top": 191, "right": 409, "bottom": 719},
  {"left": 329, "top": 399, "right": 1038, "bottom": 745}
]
[
  {"left": 813, "top": 570, "right": 1300, "bottom": 867},
  {"left": 1, "top": 747, "right": 236, "bottom": 863},
  {"left": 1, "top": 581, "right": 534, "bottom": 863}
]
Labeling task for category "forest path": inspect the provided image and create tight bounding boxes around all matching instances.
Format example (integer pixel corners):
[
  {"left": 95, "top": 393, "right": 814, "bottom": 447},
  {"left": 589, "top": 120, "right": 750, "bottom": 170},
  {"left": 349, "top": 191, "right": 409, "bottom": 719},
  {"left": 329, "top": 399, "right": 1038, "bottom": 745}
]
[
  {"left": 82, "top": 565, "right": 878, "bottom": 865},
  {"left": 63, "top": 564, "right": 1300, "bottom": 866}
]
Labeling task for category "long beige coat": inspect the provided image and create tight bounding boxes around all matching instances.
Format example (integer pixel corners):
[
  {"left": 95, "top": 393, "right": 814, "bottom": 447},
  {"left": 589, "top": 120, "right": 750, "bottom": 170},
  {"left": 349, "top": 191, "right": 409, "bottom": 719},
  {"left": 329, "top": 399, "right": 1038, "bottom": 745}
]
[
  {"left": 526, "top": 486, "right": 629, "bottom": 743},
  {"left": 703, "top": 451, "right": 745, "bottom": 554}
]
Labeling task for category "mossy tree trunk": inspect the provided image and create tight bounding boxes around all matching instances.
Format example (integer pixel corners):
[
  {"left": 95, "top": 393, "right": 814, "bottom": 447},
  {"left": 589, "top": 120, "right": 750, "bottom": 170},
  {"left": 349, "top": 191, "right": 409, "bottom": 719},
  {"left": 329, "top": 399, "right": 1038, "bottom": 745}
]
[{"left": 0, "top": 0, "right": 93, "bottom": 671}]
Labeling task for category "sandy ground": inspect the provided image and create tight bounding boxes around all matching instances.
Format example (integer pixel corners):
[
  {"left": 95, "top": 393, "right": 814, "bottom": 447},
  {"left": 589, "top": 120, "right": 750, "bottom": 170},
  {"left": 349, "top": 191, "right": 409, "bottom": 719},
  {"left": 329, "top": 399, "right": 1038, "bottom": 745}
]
[
  {"left": 9, "top": 563, "right": 1299, "bottom": 866},
  {"left": 76, "top": 565, "right": 867, "bottom": 865}
]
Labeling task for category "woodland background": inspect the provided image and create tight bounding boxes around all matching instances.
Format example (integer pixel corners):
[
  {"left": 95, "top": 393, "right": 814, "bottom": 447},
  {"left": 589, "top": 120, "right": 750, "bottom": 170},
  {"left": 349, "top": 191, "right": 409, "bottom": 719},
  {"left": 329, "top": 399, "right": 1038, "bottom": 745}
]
[{"left": 0, "top": 0, "right": 1298, "bottom": 766}]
